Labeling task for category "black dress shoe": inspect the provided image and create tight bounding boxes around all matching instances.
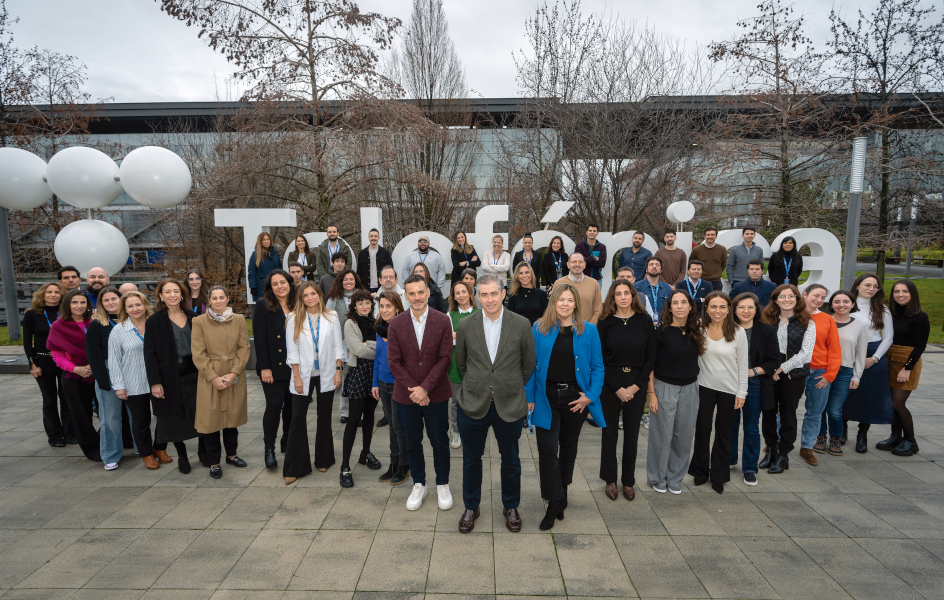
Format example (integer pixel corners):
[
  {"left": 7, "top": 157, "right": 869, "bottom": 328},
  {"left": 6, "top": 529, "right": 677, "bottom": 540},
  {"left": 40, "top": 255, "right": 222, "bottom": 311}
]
[
  {"left": 210, "top": 465, "right": 222, "bottom": 479},
  {"left": 712, "top": 481, "right": 724, "bottom": 495},
  {"left": 178, "top": 454, "right": 192, "bottom": 475},
  {"left": 50, "top": 440, "right": 66, "bottom": 448},
  {"left": 377, "top": 416, "right": 388, "bottom": 428},
  {"left": 378, "top": 465, "right": 396, "bottom": 482},
  {"left": 768, "top": 454, "right": 789, "bottom": 474},
  {"left": 265, "top": 449, "right": 278, "bottom": 470},
  {"left": 391, "top": 466, "right": 410, "bottom": 485},
  {"left": 855, "top": 430, "right": 868, "bottom": 454},
  {"left": 340, "top": 415, "right": 348, "bottom": 424},
  {"left": 358, "top": 452, "right": 382, "bottom": 470},
  {"left": 758, "top": 448, "right": 777, "bottom": 469},
  {"left": 891, "top": 438, "right": 919, "bottom": 457},
  {"left": 226, "top": 456, "right": 248, "bottom": 467},
  {"left": 340, "top": 469, "right": 354, "bottom": 488}
]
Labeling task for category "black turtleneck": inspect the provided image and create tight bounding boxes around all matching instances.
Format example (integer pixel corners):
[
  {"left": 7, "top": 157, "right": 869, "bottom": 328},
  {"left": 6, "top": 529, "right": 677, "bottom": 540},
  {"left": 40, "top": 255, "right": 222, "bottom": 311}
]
[
  {"left": 86, "top": 314, "right": 118, "bottom": 390},
  {"left": 23, "top": 305, "right": 61, "bottom": 364}
]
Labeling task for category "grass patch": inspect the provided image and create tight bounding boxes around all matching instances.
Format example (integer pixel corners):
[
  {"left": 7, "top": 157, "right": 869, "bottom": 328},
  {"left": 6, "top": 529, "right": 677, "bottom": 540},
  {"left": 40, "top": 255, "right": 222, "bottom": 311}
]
[{"left": 0, "top": 326, "right": 22, "bottom": 346}]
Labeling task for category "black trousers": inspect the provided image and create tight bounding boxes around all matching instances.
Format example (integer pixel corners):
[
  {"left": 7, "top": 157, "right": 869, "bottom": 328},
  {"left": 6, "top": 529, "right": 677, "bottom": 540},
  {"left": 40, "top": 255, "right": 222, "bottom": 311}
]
[
  {"left": 762, "top": 376, "right": 807, "bottom": 455},
  {"left": 33, "top": 359, "right": 73, "bottom": 443},
  {"left": 599, "top": 385, "right": 646, "bottom": 487},
  {"left": 689, "top": 386, "right": 737, "bottom": 484},
  {"left": 124, "top": 393, "right": 167, "bottom": 457},
  {"left": 61, "top": 377, "right": 100, "bottom": 461},
  {"left": 341, "top": 395, "right": 378, "bottom": 470},
  {"left": 535, "top": 386, "right": 586, "bottom": 502},
  {"left": 204, "top": 428, "right": 238, "bottom": 465},
  {"left": 261, "top": 379, "right": 293, "bottom": 450},
  {"left": 284, "top": 377, "right": 336, "bottom": 476}
]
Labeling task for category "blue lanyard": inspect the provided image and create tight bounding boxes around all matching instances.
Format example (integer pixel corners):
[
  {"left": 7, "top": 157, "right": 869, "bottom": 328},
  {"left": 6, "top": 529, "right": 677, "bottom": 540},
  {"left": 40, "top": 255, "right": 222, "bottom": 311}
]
[
  {"left": 79, "top": 322, "right": 87, "bottom": 335},
  {"left": 649, "top": 285, "right": 660, "bottom": 311},
  {"left": 419, "top": 251, "right": 428, "bottom": 263},
  {"left": 131, "top": 324, "right": 145, "bottom": 342},
  {"left": 783, "top": 257, "right": 792, "bottom": 275},
  {"left": 553, "top": 252, "right": 562, "bottom": 275},
  {"left": 307, "top": 314, "right": 321, "bottom": 370},
  {"left": 523, "top": 251, "right": 532, "bottom": 264},
  {"left": 686, "top": 278, "right": 701, "bottom": 299},
  {"left": 327, "top": 241, "right": 339, "bottom": 262},
  {"left": 43, "top": 312, "right": 53, "bottom": 328},
  {"left": 493, "top": 253, "right": 501, "bottom": 265}
]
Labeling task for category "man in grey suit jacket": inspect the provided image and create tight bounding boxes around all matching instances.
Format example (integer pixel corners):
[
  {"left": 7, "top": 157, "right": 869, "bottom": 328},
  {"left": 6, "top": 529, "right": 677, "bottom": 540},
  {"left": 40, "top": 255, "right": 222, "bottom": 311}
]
[{"left": 454, "top": 274, "right": 536, "bottom": 533}]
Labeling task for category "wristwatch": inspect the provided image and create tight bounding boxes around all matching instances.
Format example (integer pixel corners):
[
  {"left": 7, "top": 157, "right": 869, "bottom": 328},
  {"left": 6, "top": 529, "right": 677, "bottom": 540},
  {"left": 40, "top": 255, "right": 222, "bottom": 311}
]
[{"left": 336, "top": 366, "right": 343, "bottom": 371}]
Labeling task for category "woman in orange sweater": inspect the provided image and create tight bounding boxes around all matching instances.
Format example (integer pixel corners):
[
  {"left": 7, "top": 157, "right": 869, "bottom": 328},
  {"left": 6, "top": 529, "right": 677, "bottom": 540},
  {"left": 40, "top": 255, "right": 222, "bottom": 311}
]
[{"left": 798, "top": 284, "right": 842, "bottom": 465}]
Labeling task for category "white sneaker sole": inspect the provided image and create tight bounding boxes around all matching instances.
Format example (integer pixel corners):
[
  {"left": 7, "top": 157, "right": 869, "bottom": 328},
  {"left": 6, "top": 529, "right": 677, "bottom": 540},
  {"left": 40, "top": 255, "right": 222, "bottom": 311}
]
[
  {"left": 104, "top": 463, "right": 119, "bottom": 471},
  {"left": 668, "top": 487, "right": 681, "bottom": 495},
  {"left": 744, "top": 476, "right": 758, "bottom": 487},
  {"left": 406, "top": 487, "right": 427, "bottom": 511},
  {"left": 651, "top": 484, "right": 667, "bottom": 493}
]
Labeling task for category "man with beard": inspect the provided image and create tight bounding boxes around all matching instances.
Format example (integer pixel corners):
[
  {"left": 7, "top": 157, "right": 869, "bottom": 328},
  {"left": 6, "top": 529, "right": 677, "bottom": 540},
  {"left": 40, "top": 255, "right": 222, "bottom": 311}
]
[
  {"left": 617, "top": 231, "right": 652, "bottom": 282},
  {"left": 633, "top": 257, "right": 673, "bottom": 327},
  {"left": 401, "top": 235, "right": 446, "bottom": 291},
  {"left": 314, "top": 225, "right": 353, "bottom": 282},
  {"left": 84, "top": 267, "right": 110, "bottom": 308}
]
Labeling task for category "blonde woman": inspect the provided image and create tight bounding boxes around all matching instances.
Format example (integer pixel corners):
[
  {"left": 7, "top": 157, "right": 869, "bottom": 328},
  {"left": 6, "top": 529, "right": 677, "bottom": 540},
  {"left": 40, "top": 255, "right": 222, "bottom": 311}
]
[
  {"left": 450, "top": 231, "right": 481, "bottom": 285},
  {"left": 507, "top": 262, "right": 548, "bottom": 325},
  {"left": 247, "top": 232, "right": 280, "bottom": 301},
  {"left": 284, "top": 281, "right": 345, "bottom": 483},
  {"left": 192, "top": 286, "right": 251, "bottom": 479},
  {"left": 108, "top": 292, "right": 164, "bottom": 470},
  {"left": 481, "top": 235, "right": 512, "bottom": 284}
]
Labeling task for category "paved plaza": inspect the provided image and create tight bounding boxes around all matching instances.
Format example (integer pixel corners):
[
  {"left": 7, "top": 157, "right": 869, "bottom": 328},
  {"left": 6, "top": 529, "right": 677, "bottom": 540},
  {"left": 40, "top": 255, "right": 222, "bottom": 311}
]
[{"left": 1, "top": 350, "right": 944, "bottom": 600}]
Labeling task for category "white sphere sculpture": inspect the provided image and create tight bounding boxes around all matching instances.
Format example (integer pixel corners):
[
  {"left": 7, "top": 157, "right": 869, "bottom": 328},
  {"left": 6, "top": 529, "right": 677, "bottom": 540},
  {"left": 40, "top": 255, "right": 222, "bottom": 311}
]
[
  {"left": 54, "top": 220, "right": 129, "bottom": 277},
  {"left": 0, "top": 148, "right": 52, "bottom": 210},
  {"left": 119, "top": 146, "right": 192, "bottom": 208},
  {"left": 46, "top": 147, "right": 122, "bottom": 209},
  {"left": 666, "top": 201, "right": 696, "bottom": 224}
]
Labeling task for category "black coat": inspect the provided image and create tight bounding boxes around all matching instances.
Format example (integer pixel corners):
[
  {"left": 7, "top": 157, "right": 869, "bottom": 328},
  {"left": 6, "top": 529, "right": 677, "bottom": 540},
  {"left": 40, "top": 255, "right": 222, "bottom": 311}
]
[
  {"left": 748, "top": 322, "right": 781, "bottom": 411},
  {"left": 429, "top": 280, "right": 448, "bottom": 313},
  {"left": 357, "top": 245, "right": 393, "bottom": 289},
  {"left": 85, "top": 319, "right": 116, "bottom": 391},
  {"left": 143, "top": 309, "right": 194, "bottom": 418},
  {"left": 512, "top": 249, "right": 543, "bottom": 287},
  {"left": 450, "top": 247, "right": 481, "bottom": 286},
  {"left": 542, "top": 249, "right": 569, "bottom": 287},
  {"left": 252, "top": 301, "right": 292, "bottom": 380},
  {"left": 767, "top": 252, "right": 803, "bottom": 286}
]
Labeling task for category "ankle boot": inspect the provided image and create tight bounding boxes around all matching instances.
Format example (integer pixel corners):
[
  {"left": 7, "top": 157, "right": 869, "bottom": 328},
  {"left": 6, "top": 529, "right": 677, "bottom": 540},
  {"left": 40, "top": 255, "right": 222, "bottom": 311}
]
[
  {"left": 265, "top": 449, "right": 278, "bottom": 469},
  {"left": 758, "top": 447, "right": 778, "bottom": 469},
  {"left": 154, "top": 449, "right": 173, "bottom": 464},
  {"left": 876, "top": 415, "right": 902, "bottom": 451},
  {"left": 892, "top": 428, "right": 919, "bottom": 456},
  {"left": 539, "top": 499, "right": 565, "bottom": 531},
  {"left": 855, "top": 424, "right": 869, "bottom": 454},
  {"left": 768, "top": 453, "right": 789, "bottom": 474}
]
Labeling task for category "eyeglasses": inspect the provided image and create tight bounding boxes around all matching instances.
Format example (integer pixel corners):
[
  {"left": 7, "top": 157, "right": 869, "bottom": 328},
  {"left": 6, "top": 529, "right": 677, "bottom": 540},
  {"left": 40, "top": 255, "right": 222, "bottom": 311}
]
[{"left": 777, "top": 294, "right": 796, "bottom": 300}]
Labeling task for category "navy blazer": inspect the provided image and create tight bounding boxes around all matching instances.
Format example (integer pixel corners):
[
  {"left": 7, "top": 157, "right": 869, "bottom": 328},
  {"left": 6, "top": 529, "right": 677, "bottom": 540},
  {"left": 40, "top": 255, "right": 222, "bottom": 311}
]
[{"left": 526, "top": 321, "right": 605, "bottom": 430}]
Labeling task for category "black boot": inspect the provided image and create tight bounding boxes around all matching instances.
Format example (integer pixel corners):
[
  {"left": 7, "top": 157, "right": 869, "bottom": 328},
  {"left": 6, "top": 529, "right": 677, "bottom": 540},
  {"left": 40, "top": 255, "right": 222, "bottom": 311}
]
[
  {"left": 840, "top": 421, "right": 848, "bottom": 446},
  {"left": 758, "top": 447, "right": 777, "bottom": 469},
  {"left": 265, "top": 449, "right": 278, "bottom": 469},
  {"left": 855, "top": 424, "right": 869, "bottom": 454},
  {"left": 378, "top": 464, "right": 396, "bottom": 482},
  {"left": 892, "top": 428, "right": 920, "bottom": 457},
  {"left": 768, "top": 453, "right": 789, "bottom": 474},
  {"left": 539, "top": 499, "right": 566, "bottom": 531},
  {"left": 391, "top": 466, "right": 410, "bottom": 485},
  {"left": 876, "top": 415, "right": 902, "bottom": 451}
]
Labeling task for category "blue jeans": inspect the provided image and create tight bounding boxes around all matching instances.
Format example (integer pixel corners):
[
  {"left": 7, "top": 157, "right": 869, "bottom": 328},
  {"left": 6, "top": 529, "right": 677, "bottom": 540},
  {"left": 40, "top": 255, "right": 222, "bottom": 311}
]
[
  {"left": 96, "top": 382, "right": 136, "bottom": 465},
  {"left": 458, "top": 403, "right": 522, "bottom": 510},
  {"left": 801, "top": 368, "right": 832, "bottom": 449},
  {"left": 820, "top": 366, "right": 854, "bottom": 438},
  {"left": 395, "top": 400, "right": 450, "bottom": 487},
  {"left": 730, "top": 378, "right": 762, "bottom": 473}
]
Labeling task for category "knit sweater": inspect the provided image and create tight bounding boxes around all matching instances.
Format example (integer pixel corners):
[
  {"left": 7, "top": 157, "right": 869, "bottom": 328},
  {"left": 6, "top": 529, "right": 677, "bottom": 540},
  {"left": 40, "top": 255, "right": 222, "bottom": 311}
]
[
  {"left": 655, "top": 247, "right": 687, "bottom": 286},
  {"left": 654, "top": 326, "right": 700, "bottom": 386},
  {"left": 689, "top": 243, "right": 728, "bottom": 282},
  {"left": 698, "top": 327, "right": 749, "bottom": 398},
  {"left": 553, "top": 275, "right": 602, "bottom": 324},
  {"left": 808, "top": 311, "right": 842, "bottom": 383},
  {"left": 834, "top": 318, "right": 868, "bottom": 382}
]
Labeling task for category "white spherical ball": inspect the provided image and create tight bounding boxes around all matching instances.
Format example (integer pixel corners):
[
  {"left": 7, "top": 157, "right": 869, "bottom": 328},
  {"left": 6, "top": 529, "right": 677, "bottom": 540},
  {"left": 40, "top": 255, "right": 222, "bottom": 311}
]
[
  {"left": 54, "top": 219, "right": 129, "bottom": 277},
  {"left": 0, "top": 148, "right": 52, "bottom": 209},
  {"left": 119, "top": 146, "right": 192, "bottom": 209},
  {"left": 666, "top": 200, "right": 696, "bottom": 224},
  {"left": 46, "top": 147, "right": 122, "bottom": 209}
]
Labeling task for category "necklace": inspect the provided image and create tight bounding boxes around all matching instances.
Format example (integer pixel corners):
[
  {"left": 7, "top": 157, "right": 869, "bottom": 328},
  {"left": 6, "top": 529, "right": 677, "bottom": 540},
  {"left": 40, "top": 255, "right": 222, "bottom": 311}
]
[{"left": 673, "top": 324, "right": 686, "bottom": 335}]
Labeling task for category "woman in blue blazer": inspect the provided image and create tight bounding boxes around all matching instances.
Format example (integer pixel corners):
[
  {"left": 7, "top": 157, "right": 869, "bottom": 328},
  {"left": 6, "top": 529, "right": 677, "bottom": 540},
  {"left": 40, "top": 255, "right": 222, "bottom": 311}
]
[
  {"left": 247, "top": 232, "right": 281, "bottom": 302},
  {"left": 527, "top": 282, "right": 604, "bottom": 530}
]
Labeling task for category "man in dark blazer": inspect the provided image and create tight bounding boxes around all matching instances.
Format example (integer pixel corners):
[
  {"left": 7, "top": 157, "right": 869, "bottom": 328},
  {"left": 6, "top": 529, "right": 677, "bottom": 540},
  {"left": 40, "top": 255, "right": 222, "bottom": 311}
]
[
  {"left": 387, "top": 274, "right": 456, "bottom": 512},
  {"left": 454, "top": 274, "right": 536, "bottom": 533},
  {"left": 356, "top": 228, "right": 393, "bottom": 293}
]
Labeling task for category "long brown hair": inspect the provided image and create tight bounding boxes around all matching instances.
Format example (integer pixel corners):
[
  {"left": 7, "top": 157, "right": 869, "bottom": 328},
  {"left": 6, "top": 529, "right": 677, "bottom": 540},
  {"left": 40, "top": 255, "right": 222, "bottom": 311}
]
[
  {"left": 60, "top": 288, "right": 92, "bottom": 323},
  {"left": 411, "top": 261, "right": 431, "bottom": 284},
  {"left": 702, "top": 291, "right": 737, "bottom": 342},
  {"left": 92, "top": 287, "right": 121, "bottom": 325},
  {"left": 452, "top": 231, "right": 474, "bottom": 254},
  {"left": 509, "top": 262, "right": 537, "bottom": 296},
  {"left": 762, "top": 284, "right": 810, "bottom": 327},
  {"left": 154, "top": 278, "right": 191, "bottom": 313},
  {"left": 889, "top": 278, "right": 922, "bottom": 318},
  {"left": 327, "top": 268, "right": 367, "bottom": 300},
  {"left": 294, "top": 233, "right": 311, "bottom": 255},
  {"left": 547, "top": 235, "right": 565, "bottom": 255},
  {"left": 537, "top": 283, "right": 585, "bottom": 336},
  {"left": 449, "top": 281, "right": 478, "bottom": 311},
  {"left": 660, "top": 290, "right": 706, "bottom": 355},
  {"left": 375, "top": 291, "right": 404, "bottom": 329},
  {"left": 31, "top": 282, "right": 63, "bottom": 314},
  {"left": 292, "top": 281, "right": 333, "bottom": 343},
  {"left": 850, "top": 273, "right": 886, "bottom": 331},
  {"left": 600, "top": 278, "right": 647, "bottom": 320},
  {"left": 255, "top": 231, "right": 273, "bottom": 267},
  {"left": 185, "top": 269, "right": 210, "bottom": 308}
]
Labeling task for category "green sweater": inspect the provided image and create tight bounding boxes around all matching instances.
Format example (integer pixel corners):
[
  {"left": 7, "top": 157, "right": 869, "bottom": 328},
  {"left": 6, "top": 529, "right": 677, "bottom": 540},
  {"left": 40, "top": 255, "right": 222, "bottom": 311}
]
[{"left": 448, "top": 309, "right": 478, "bottom": 383}]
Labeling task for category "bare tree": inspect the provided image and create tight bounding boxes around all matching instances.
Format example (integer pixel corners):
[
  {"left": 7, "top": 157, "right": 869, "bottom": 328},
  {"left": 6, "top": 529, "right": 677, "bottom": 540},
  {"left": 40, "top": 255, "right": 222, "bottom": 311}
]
[
  {"left": 830, "top": 0, "right": 944, "bottom": 280},
  {"left": 0, "top": 0, "right": 30, "bottom": 149}
]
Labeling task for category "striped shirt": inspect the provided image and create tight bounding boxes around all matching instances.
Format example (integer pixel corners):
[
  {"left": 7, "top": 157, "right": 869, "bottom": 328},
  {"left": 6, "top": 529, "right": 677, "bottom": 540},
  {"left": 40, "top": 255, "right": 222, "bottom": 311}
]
[{"left": 107, "top": 320, "right": 150, "bottom": 395}]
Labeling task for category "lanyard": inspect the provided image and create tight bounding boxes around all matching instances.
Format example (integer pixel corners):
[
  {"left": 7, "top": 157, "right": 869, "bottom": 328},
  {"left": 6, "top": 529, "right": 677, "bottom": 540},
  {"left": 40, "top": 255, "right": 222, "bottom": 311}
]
[
  {"left": 523, "top": 251, "right": 532, "bottom": 264},
  {"left": 419, "top": 251, "right": 428, "bottom": 263},
  {"left": 553, "top": 252, "right": 562, "bottom": 276},
  {"left": 79, "top": 322, "right": 87, "bottom": 335},
  {"left": 649, "top": 285, "right": 660, "bottom": 311},
  {"left": 307, "top": 314, "right": 321, "bottom": 370},
  {"left": 783, "top": 257, "right": 792, "bottom": 275},
  {"left": 131, "top": 324, "right": 145, "bottom": 342},
  {"left": 686, "top": 278, "right": 701, "bottom": 299},
  {"left": 327, "top": 241, "right": 339, "bottom": 262},
  {"left": 299, "top": 253, "right": 307, "bottom": 266},
  {"left": 43, "top": 312, "right": 53, "bottom": 328},
  {"left": 493, "top": 252, "right": 501, "bottom": 266}
]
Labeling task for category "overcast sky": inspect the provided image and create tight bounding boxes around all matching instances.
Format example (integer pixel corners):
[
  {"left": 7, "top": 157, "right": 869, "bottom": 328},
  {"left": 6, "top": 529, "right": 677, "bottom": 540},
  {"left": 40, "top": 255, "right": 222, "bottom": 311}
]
[{"left": 8, "top": 0, "right": 885, "bottom": 103}]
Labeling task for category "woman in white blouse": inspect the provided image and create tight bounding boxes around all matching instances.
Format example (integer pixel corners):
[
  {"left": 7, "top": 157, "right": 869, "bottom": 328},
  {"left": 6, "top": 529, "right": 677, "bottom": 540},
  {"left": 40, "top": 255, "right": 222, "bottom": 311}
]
[
  {"left": 843, "top": 273, "right": 894, "bottom": 454},
  {"left": 688, "top": 292, "right": 748, "bottom": 495},
  {"left": 759, "top": 284, "right": 816, "bottom": 474},
  {"left": 481, "top": 234, "right": 511, "bottom": 284},
  {"left": 284, "top": 281, "right": 345, "bottom": 484},
  {"left": 107, "top": 292, "right": 162, "bottom": 470}
]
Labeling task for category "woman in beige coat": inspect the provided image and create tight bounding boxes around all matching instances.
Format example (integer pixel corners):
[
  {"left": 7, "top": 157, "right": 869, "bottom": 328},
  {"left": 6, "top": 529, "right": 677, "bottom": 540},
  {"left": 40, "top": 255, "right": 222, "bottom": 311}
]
[{"left": 192, "top": 285, "right": 251, "bottom": 479}]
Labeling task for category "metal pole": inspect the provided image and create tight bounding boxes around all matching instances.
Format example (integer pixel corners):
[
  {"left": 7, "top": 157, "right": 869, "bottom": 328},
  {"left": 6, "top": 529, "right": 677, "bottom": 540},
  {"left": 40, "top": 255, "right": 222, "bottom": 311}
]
[
  {"left": 842, "top": 137, "right": 868, "bottom": 291},
  {"left": 0, "top": 207, "right": 21, "bottom": 341},
  {"left": 905, "top": 198, "right": 917, "bottom": 276}
]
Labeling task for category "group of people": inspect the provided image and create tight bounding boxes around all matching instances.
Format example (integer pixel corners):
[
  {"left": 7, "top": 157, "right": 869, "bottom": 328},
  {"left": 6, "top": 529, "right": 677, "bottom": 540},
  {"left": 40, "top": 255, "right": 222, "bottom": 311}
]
[{"left": 22, "top": 223, "right": 930, "bottom": 534}]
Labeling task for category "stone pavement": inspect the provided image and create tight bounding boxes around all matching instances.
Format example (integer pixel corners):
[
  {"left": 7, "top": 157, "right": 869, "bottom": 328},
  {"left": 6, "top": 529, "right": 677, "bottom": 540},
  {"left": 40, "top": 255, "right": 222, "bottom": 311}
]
[{"left": 2, "top": 352, "right": 944, "bottom": 600}]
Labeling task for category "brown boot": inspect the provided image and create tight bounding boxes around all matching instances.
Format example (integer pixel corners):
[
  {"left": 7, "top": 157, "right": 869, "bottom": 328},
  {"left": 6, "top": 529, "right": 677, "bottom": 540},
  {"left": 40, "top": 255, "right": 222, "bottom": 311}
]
[
  {"left": 799, "top": 448, "right": 818, "bottom": 466},
  {"left": 154, "top": 449, "right": 173, "bottom": 464},
  {"left": 142, "top": 454, "right": 160, "bottom": 470}
]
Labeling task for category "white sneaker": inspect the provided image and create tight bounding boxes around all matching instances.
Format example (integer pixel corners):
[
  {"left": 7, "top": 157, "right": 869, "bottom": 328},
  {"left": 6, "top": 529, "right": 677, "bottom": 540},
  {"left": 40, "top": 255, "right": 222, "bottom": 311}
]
[
  {"left": 406, "top": 483, "right": 427, "bottom": 511},
  {"left": 104, "top": 462, "right": 119, "bottom": 471},
  {"left": 651, "top": 483, "right": 667, "bottom": 493},
  {"left": 451, "top": 432, "right": 461, "bottom": 449},
  {"left": 437, "top": 484, "right": 453, "bottom": 510},
  {"left": 643, "top": 414, "right": 650, "bottom": 429},
  {"left": 668, "top": 486, "right": 682, "bottom": 495}
]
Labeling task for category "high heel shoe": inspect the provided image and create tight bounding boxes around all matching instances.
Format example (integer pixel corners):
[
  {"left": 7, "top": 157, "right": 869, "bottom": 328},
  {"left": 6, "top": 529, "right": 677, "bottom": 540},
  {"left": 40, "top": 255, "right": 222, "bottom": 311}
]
[{"left": 285, "top": 476, "right": 296, "bottom": 485}]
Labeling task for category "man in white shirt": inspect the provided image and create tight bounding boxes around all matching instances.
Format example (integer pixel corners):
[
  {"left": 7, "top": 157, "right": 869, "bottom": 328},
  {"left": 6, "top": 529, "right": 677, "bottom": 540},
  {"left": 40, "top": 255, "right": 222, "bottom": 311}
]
[
  {"left": 453, "top": 274, "right": 536, "bottom": 533},
  {"left": 401, "top": 235, "right": 447, "bottom": 291}
]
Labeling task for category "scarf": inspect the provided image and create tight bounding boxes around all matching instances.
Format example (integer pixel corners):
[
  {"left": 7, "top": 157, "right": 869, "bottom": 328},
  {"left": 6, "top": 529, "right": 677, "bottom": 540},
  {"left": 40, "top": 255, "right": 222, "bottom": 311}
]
[
  {"left": 375, "top": 318, "right": 389, "bottom": 340},
  {"left": 47, "top": 318, "right": 92, "bottom": 380},
  {"left": 354, "top": 312, "right": 375, "bottom": 342},
  {"left": 207, "top": 307, "right": 234, "bottom": 323}
]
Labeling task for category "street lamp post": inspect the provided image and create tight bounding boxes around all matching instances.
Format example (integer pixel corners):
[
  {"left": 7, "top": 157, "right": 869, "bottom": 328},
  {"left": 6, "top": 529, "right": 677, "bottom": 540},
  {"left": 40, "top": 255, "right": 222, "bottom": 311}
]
[
  {"left": 842, "top": 137, "right": 868, "bottom": 291},
  {"left": 0, "top": 207, "right": 19, "bottom": 340}
]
